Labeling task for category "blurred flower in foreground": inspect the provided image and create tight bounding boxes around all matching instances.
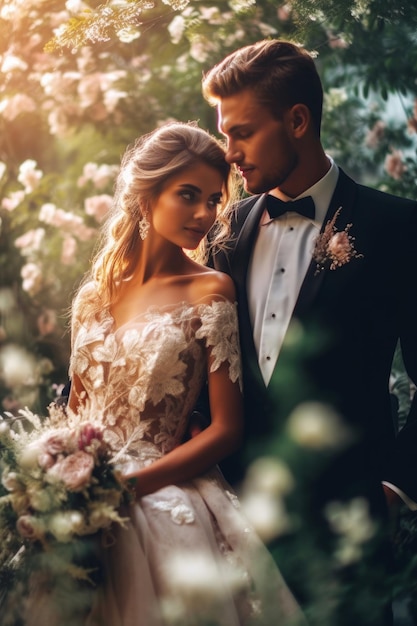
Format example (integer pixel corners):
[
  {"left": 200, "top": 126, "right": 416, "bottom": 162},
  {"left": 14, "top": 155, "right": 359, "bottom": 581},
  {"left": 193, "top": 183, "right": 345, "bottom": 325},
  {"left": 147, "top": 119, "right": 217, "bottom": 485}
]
[
  {"left": 0, "top": 343, "right": 37, "bottom": 387},
  {"left": 162, "top": 549, "right": 246, "bottom": 622},
  {"left": 324, "top": 497, "right": 376, "bottom": 566},
  {"left": 241, "top": 457, "right": 295, "bottom": 542},
  {"left": 244, "top": 457, "right": 294, "bottom": 497},
  {"left": 287, "top": 402, "right": 352, "bottom": 450}
]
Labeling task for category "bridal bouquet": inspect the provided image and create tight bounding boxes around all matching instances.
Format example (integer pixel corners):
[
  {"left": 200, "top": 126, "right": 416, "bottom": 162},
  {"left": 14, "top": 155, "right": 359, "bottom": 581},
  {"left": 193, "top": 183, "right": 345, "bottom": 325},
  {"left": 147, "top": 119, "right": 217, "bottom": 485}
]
[{"left": 0, "top": 404, "right": 130, "bottom": 620}]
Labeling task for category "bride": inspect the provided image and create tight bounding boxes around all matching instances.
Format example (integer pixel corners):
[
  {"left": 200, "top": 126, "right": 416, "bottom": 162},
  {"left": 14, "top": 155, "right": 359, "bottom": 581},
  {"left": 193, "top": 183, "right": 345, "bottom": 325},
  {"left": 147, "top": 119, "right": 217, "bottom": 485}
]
[{"left": 52, "top": 122, "right": 303, "bottom": 625}]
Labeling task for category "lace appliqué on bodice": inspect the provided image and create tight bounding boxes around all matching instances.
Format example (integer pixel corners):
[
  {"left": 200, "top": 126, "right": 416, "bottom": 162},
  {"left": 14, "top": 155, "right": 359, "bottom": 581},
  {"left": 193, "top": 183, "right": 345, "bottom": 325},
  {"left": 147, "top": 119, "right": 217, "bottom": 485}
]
[{"left": 69, "top": 293, "right": 242, "bottom": 465}]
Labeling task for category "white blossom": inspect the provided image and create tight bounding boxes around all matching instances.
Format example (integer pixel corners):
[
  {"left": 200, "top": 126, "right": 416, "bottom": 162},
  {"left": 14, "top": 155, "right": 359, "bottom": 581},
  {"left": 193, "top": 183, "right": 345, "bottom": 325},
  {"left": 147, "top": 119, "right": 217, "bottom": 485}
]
[
  {"left": 21, "top": 262, "right": 43, "bottom": 295},
  {"left": 0, "top": 344, "right": 37, "bottom": 388},
  {"left": 168, "top": 15, "right": 186, "bottom": 44},
  {"left": 241, "top": 492, "right": 291, "bottom": 542},
  {"left": 244, "top": 456, "right": 295, "bottom": 497},
  {"left": 287, "top": 402, "right": 352, "bottom": 450},
  {"left": 18, "top": 159, "right": 43, "bottom": 193},
  {"left": 1, "top": 53, "right": 28, "bottom": 73},
  {"left": 325, "top": 497, "right": 376, "bottom": 565}
]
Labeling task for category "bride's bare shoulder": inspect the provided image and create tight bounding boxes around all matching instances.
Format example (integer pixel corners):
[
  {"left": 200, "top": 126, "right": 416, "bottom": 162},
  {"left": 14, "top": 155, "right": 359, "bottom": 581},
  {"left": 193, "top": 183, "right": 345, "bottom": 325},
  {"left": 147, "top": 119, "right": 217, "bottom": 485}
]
[{"left": 191, "top": 267, "right": 236, "bottom": 303}]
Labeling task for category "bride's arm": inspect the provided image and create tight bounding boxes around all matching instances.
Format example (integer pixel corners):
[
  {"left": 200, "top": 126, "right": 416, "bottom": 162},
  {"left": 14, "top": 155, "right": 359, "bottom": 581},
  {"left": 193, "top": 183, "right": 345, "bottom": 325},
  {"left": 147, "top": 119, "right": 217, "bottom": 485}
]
[
  {"left": 124, "top": 353, "right": 244, "bottom": 497},
  {"left": 123, "top": 274, "right": 244, "bottom": 497}
]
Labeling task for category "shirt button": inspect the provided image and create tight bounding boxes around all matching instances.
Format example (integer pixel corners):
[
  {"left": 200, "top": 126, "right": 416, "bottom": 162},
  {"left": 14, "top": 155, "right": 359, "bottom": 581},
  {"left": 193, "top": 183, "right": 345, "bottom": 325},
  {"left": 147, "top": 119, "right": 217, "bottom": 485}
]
[
  {"left": 289, "top": 226, "right": 294, "bottom": 231},
  {"left": 271, "top": 313, "right": 276, "bottom": 318},
  {"left": 280, "top": 268, "right": 285, "bottom": 273},
  {"left": 266, "top": 356, "right": 271, "bottom": 361}
]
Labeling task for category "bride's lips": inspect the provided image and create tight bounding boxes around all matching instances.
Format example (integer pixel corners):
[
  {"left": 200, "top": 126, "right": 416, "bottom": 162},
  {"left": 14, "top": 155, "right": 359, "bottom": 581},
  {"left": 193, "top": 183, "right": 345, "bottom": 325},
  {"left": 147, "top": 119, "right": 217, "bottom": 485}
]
[{"left": 185, "top": 227, "right": 206, "bottom": 237}]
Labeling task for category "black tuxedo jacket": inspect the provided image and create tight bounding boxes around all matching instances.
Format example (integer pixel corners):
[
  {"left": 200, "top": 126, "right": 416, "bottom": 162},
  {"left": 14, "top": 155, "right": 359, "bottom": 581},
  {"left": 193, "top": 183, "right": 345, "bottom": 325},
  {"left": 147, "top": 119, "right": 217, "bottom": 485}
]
[{"left": 214, "top": 168, "right": 417, "bottom": 511}]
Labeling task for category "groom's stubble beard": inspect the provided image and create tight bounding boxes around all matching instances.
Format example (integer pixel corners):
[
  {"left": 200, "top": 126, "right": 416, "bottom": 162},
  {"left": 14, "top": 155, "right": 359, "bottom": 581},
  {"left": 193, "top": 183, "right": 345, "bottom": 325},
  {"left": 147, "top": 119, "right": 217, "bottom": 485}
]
[{"left": 245, "top": 153, "right": 300, "bottom": 196}]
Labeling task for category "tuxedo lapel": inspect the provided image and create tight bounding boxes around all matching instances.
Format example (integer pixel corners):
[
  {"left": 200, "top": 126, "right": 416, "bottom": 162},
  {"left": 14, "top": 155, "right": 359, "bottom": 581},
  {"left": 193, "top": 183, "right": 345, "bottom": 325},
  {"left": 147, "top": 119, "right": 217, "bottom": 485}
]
[
  {"left": 230, "top": 194, "right": 267, "bottom": 289},
  {"left": 292, "top": 169, "right": 357, "bottom": 318},
  {"left": 231, "top": 194, "right": 268, "bottom": 390}
]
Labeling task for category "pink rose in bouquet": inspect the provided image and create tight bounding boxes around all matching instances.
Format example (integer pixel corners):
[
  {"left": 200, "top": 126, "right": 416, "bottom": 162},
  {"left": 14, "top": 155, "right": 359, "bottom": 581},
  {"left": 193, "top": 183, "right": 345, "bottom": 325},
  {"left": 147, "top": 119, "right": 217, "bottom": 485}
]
[{"left": 47, "top": 449, "right": 95, "bottom": 492}]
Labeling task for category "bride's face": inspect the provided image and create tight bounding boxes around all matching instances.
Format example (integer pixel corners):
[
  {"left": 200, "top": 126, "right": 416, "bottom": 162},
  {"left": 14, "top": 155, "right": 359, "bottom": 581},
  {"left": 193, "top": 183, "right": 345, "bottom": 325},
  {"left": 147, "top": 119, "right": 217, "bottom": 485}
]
[{"left": 150, "top": 161, "right": 224, "bottom": 250}]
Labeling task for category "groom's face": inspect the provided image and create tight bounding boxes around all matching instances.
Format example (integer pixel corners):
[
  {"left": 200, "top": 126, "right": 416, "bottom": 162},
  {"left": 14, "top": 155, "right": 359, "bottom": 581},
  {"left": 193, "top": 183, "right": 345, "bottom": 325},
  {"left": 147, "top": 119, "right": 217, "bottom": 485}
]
[{"left": 217, "top": 88, "right": 299, "bottom": 195}]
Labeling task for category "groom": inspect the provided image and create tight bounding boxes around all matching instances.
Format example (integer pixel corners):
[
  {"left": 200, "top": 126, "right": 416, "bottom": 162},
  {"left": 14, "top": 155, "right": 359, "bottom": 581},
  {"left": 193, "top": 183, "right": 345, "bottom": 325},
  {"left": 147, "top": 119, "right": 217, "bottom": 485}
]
[{"left": 202, "top": 39, "right": 417, "bottom": 625}]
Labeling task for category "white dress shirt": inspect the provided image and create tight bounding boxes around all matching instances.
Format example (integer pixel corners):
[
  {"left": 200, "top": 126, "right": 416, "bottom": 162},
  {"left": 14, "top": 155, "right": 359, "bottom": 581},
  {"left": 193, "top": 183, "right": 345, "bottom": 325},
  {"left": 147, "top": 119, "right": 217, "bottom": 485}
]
[{"left": 247, "top": 158, "right": 339, "bottom": 385}]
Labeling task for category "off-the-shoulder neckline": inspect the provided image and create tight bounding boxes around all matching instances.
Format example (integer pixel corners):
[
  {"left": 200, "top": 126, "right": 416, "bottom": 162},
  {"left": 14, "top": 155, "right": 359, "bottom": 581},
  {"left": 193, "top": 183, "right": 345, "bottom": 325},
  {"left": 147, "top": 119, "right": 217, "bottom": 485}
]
[{"left": 105, "top": 295, "right": 237, "bottom": 333}]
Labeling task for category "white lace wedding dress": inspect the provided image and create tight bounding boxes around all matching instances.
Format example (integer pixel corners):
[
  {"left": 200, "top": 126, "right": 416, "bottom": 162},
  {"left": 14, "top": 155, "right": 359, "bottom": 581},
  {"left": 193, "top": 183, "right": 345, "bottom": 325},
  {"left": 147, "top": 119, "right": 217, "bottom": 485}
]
[{"left": 66, "top": 287, "right": 303, "bottom": 626}]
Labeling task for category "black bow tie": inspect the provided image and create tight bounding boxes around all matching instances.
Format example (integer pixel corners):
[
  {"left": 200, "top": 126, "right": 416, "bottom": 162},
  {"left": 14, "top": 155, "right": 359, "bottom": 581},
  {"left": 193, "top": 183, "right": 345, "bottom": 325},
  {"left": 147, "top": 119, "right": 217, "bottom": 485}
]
[{"left": 266, "top": 194, "right": 315, "bottom": 220}]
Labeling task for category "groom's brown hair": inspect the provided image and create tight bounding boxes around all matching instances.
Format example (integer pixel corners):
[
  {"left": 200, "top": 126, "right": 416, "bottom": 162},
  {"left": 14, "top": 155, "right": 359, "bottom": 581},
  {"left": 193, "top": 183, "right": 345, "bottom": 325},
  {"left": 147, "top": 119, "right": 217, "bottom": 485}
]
[{"left": 202, "top": 39, "right": 324, "bottom": 136}]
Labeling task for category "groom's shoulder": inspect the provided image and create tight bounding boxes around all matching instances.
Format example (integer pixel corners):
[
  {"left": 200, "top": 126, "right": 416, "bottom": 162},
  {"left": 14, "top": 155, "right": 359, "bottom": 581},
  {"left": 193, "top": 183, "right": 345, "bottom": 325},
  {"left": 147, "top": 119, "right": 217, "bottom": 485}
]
[
  {"left": 347, "top": 175, "right": 417, "bottom": 211},
  {"left": 232, "top": 194, "right": 262, "bottom": 226}
]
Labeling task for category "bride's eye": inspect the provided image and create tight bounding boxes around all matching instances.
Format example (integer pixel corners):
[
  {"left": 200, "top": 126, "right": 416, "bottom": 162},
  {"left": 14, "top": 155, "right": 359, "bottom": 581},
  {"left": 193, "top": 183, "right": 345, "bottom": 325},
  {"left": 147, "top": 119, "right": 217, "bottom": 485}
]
[
  {"left": 179, "top": 190, "right": 194, "bottom": 202},
  {"left": 208, "top": 195, "right": 222, "bottom": 210}
]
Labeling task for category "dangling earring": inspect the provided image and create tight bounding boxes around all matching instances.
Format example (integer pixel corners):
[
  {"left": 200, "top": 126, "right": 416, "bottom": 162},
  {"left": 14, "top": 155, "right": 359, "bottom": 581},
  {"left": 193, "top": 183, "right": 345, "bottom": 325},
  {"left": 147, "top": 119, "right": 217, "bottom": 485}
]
[{"left": 138, "top": 211, "right": 150, "bottom": 240}]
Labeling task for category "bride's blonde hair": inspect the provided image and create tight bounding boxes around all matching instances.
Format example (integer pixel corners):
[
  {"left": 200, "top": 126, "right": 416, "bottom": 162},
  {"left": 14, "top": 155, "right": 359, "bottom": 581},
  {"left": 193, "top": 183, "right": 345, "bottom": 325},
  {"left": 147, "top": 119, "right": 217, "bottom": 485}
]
[{"left": 84, "top": 122, "right": 237, "bottom": 311}]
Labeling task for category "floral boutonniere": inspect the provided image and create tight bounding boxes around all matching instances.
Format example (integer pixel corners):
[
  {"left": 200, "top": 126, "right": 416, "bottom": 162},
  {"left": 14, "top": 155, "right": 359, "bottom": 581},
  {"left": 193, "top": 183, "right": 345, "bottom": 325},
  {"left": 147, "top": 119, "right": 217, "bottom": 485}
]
[{"left": 313, "top": 207, "right": 363, "bottom": 275}]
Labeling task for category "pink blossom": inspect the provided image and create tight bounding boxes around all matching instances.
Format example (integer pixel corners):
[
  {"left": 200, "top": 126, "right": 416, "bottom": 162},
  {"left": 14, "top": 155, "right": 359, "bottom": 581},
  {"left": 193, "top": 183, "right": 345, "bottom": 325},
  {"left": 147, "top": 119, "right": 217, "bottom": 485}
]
[
  {"left": 84, "top": 194, "right": 112, "bottom": 223},
  {"left": 16, "top": 514, "right": 45, "bottom": 540},
  {"left": 384, "top": 149, "right": 406, "bottom": 180},
  {"left": 78, "top": 73, "right": 102, "bottom": 108},
  {"left": 407, "top": 117, "right": 417, "bottom": 135},
  {"left": 43, "top": 431, "right": 70, "bottom": 455},
  {"left": 39, "top": 204, "right": 96, "bottom": 240},
  {"left": 1, "top": 190, "right": 25, "bottom": 212},
  {"left": 61, "top": 236, "right": 77, "bottom": 265},
  {"left": 77, "top": 162, "right": 98, "bottom": 187},
  {"left": 277, "top": 4, "right": 291, "bottom": 21},
  {"left": 0, "top": 94, "right": 36, "bottom": 121},
  {"left": 365, "top": 120, "right": 386, "bottom": 148},
  {"left": 47, "top": 450, "right": 95, "bottom": 491},
  {"left": 190, "top": 38, "right": 211, "bottom": 63},
  {"left": 78, "top": 424, "right": 103, "bottom": 450},
  {"left": 78, "top": 162, "right": 118, "bottom": 189},
  {"left": 15, "top": 228, "right": 45, "bottom": 255},
  {"left": 70, "top": 222, "right": 97, "bottom": 242},
  {"left": 328, "top": 231, "right": 351, "bottom": 258},
  {"left": 328, "top": 35, "right": 349, "bottom": 49}
]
